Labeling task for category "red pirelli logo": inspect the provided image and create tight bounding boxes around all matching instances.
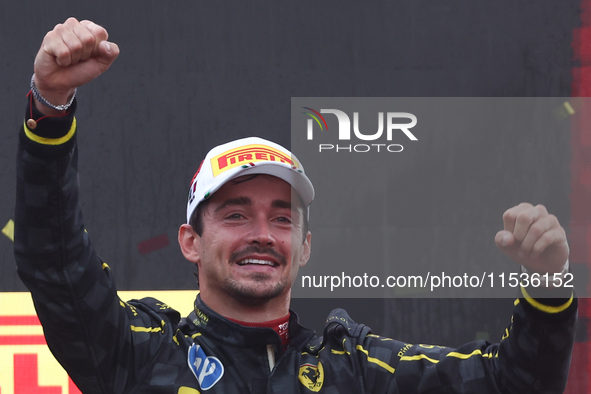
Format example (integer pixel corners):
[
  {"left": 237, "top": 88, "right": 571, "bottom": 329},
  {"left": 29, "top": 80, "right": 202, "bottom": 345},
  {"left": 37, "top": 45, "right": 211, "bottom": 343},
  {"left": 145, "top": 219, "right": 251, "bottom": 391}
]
[
  {"left": 211, "top": 144, "right": 300, "bottom": 177},
  {"left": 0, "top": 313, "right": 81, "bottom": 394},
  {"left": 0, "top": 291, "right": 196, "bottom": 394}
]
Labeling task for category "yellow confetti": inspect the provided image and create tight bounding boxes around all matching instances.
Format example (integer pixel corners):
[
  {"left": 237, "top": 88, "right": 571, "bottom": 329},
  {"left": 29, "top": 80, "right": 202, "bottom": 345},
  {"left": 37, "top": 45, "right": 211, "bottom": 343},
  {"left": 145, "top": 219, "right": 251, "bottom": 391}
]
[
  {"left": 563, "top": 101, "right": 575, "bottom": 115},
  {"left": 2, "top": 219, "right": 14, "bottom": 242}
]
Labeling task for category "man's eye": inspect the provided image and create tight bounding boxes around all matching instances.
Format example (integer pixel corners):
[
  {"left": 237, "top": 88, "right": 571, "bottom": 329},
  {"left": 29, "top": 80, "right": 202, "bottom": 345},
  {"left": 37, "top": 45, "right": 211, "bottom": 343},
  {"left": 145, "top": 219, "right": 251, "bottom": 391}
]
[
  {"left": 276, "top": 216, "right": 292, "bottom": 224},
  {"left": 227, "top": 213, "right": 244, "bottom": 220}
]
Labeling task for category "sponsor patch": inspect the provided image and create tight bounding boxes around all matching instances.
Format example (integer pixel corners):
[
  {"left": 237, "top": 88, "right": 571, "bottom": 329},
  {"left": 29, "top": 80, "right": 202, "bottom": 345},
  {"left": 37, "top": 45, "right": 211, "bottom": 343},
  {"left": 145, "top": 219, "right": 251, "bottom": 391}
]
[
  {"left": 211, "top": 144, "right": 300, "bottom": 177},
  {"left": 298, "top": 361, "right": 324, "bottom": 392},
  {"left": 192, "top": 308, "right": 209, "bottom": 327},
  {"left": 187, "top": 344, "right": 224, "bottom": 390}
]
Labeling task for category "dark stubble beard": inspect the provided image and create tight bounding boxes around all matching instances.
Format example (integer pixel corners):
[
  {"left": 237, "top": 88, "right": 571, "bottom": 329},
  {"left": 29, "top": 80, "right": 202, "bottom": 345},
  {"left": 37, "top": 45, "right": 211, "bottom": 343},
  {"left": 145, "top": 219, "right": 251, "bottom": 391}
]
[
  {"left": 224, "top": 246, "right": 289, "bottom": 305},
  {"left": 223, "top": 275, "right": 289, "bottom": 306}
]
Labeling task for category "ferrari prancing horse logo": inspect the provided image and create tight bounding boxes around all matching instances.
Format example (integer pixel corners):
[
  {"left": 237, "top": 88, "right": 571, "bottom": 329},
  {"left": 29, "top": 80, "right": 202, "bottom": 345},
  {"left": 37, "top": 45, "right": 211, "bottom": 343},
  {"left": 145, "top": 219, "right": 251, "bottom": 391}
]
[{"left": 298, "top": 361, "right": 324, "bottom": 392}]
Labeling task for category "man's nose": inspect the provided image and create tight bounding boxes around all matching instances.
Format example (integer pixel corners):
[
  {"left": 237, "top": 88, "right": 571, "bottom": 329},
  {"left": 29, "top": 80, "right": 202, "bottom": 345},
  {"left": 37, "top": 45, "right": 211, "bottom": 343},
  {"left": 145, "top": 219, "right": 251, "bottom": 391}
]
[{"left": 247, "top": 218, "right": 275, "bottom": 245}]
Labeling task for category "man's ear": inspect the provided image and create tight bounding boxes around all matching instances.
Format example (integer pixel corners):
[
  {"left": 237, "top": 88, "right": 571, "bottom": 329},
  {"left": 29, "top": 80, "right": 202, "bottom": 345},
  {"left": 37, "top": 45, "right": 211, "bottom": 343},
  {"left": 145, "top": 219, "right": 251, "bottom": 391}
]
[
  {"left": 299, "top": 231, "right": 312, "bottom": 268},
  {"left": 178, "top": 224, "right": 201, "bottom": 264}
]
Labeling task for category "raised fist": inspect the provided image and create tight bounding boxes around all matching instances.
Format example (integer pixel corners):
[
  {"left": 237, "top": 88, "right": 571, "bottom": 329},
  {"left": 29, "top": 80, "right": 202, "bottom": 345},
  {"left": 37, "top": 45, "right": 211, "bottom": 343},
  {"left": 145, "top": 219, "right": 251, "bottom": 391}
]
[
  {"left": 495, "top": 203, "right": 569, "bottom": 274},
  {"left": 33, "top": 17, "right": 119, "bottom": 112}
]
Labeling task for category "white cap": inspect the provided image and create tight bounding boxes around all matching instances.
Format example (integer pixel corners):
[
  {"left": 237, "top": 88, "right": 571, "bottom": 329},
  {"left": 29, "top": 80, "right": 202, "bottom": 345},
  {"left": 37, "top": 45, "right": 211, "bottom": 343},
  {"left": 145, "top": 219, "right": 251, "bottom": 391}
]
[{"left": 186, "top": 137, "right": 315, "bottom": 223}]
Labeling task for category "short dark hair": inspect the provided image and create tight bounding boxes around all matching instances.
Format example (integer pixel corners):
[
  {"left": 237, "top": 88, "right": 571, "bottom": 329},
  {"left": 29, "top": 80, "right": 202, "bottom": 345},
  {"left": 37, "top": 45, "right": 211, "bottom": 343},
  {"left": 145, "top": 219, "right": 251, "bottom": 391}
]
[{"left": 189, "top": 198, "right": 211, "bottom": 237}]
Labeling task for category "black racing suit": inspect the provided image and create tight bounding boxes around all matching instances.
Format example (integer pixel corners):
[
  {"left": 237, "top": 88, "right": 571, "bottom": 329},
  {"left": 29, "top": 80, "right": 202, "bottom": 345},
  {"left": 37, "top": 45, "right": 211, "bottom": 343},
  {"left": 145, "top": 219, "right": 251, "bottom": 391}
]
[{"left": 14, "top": 100, "right": 577, "bottom": 394}]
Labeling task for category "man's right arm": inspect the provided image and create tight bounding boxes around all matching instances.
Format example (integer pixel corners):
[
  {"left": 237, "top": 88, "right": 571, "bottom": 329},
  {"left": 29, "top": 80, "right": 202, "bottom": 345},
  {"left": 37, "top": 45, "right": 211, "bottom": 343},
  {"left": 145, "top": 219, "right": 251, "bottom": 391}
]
[
  {"left": 14, "top": 19, "right": 177, "bottom": 393},
  {"left": 15, "top": 98, "right": 119, "bottom": 391}
]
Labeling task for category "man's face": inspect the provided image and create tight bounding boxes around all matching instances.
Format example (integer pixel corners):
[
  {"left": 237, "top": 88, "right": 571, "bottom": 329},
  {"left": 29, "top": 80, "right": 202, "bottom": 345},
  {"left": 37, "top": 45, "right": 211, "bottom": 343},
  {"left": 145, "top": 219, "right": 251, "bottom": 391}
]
[{"left": 188, "top": 174, "right": 311, "bottom": 305}]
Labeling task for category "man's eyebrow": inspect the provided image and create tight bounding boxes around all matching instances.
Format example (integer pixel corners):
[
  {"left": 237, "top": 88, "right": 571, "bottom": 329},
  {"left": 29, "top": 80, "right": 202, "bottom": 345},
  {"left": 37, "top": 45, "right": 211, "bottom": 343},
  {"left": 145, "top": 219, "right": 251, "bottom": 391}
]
[
  {"left": 272, "top": 200, "right": 292, "bottom": 209},
  {"left": 272, "top": 199, "right": 302, "bottom": 212},
  {"left": 214, "top": 197, "right": 252, "bottom": 212}
]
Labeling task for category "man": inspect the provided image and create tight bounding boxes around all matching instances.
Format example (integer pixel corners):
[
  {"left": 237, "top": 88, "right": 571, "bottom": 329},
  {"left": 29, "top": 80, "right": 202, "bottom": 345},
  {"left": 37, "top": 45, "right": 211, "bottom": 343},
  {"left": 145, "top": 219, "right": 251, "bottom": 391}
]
[{"left": 15, "top": 18, "right": 576, "bottom": 393}]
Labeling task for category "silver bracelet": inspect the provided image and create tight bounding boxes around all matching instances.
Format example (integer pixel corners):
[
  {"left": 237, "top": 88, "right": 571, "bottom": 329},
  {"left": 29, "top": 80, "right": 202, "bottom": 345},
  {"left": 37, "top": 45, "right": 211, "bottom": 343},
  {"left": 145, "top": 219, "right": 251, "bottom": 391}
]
[{"left": 30, "top": 74, "right": 77, "bottom": 111}]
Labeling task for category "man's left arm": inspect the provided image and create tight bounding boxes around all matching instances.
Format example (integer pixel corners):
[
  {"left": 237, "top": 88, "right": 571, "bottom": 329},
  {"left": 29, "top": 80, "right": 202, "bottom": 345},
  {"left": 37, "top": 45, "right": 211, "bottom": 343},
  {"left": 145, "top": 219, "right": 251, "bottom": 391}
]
[{"left": 355, "top": 203, "right": 576, "bottom": 393}]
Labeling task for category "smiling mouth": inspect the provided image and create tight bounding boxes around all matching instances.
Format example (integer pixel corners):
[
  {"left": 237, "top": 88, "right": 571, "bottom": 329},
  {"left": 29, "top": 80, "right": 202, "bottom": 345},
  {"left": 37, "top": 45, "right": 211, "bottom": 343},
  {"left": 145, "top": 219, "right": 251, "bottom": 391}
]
[
  {"left": 236, "top": 259, "right": 277, "bottom": 267},
  {"left": 230, "top": 246, "right": 287, "bottom": 268}
]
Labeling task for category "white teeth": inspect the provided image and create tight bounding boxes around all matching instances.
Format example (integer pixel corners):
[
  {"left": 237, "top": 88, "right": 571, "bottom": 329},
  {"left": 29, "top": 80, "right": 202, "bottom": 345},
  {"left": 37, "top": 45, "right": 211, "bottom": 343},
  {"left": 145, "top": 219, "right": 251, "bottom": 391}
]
[{"left": 237, "top": 259, "right": 275, "bottom": 266}]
